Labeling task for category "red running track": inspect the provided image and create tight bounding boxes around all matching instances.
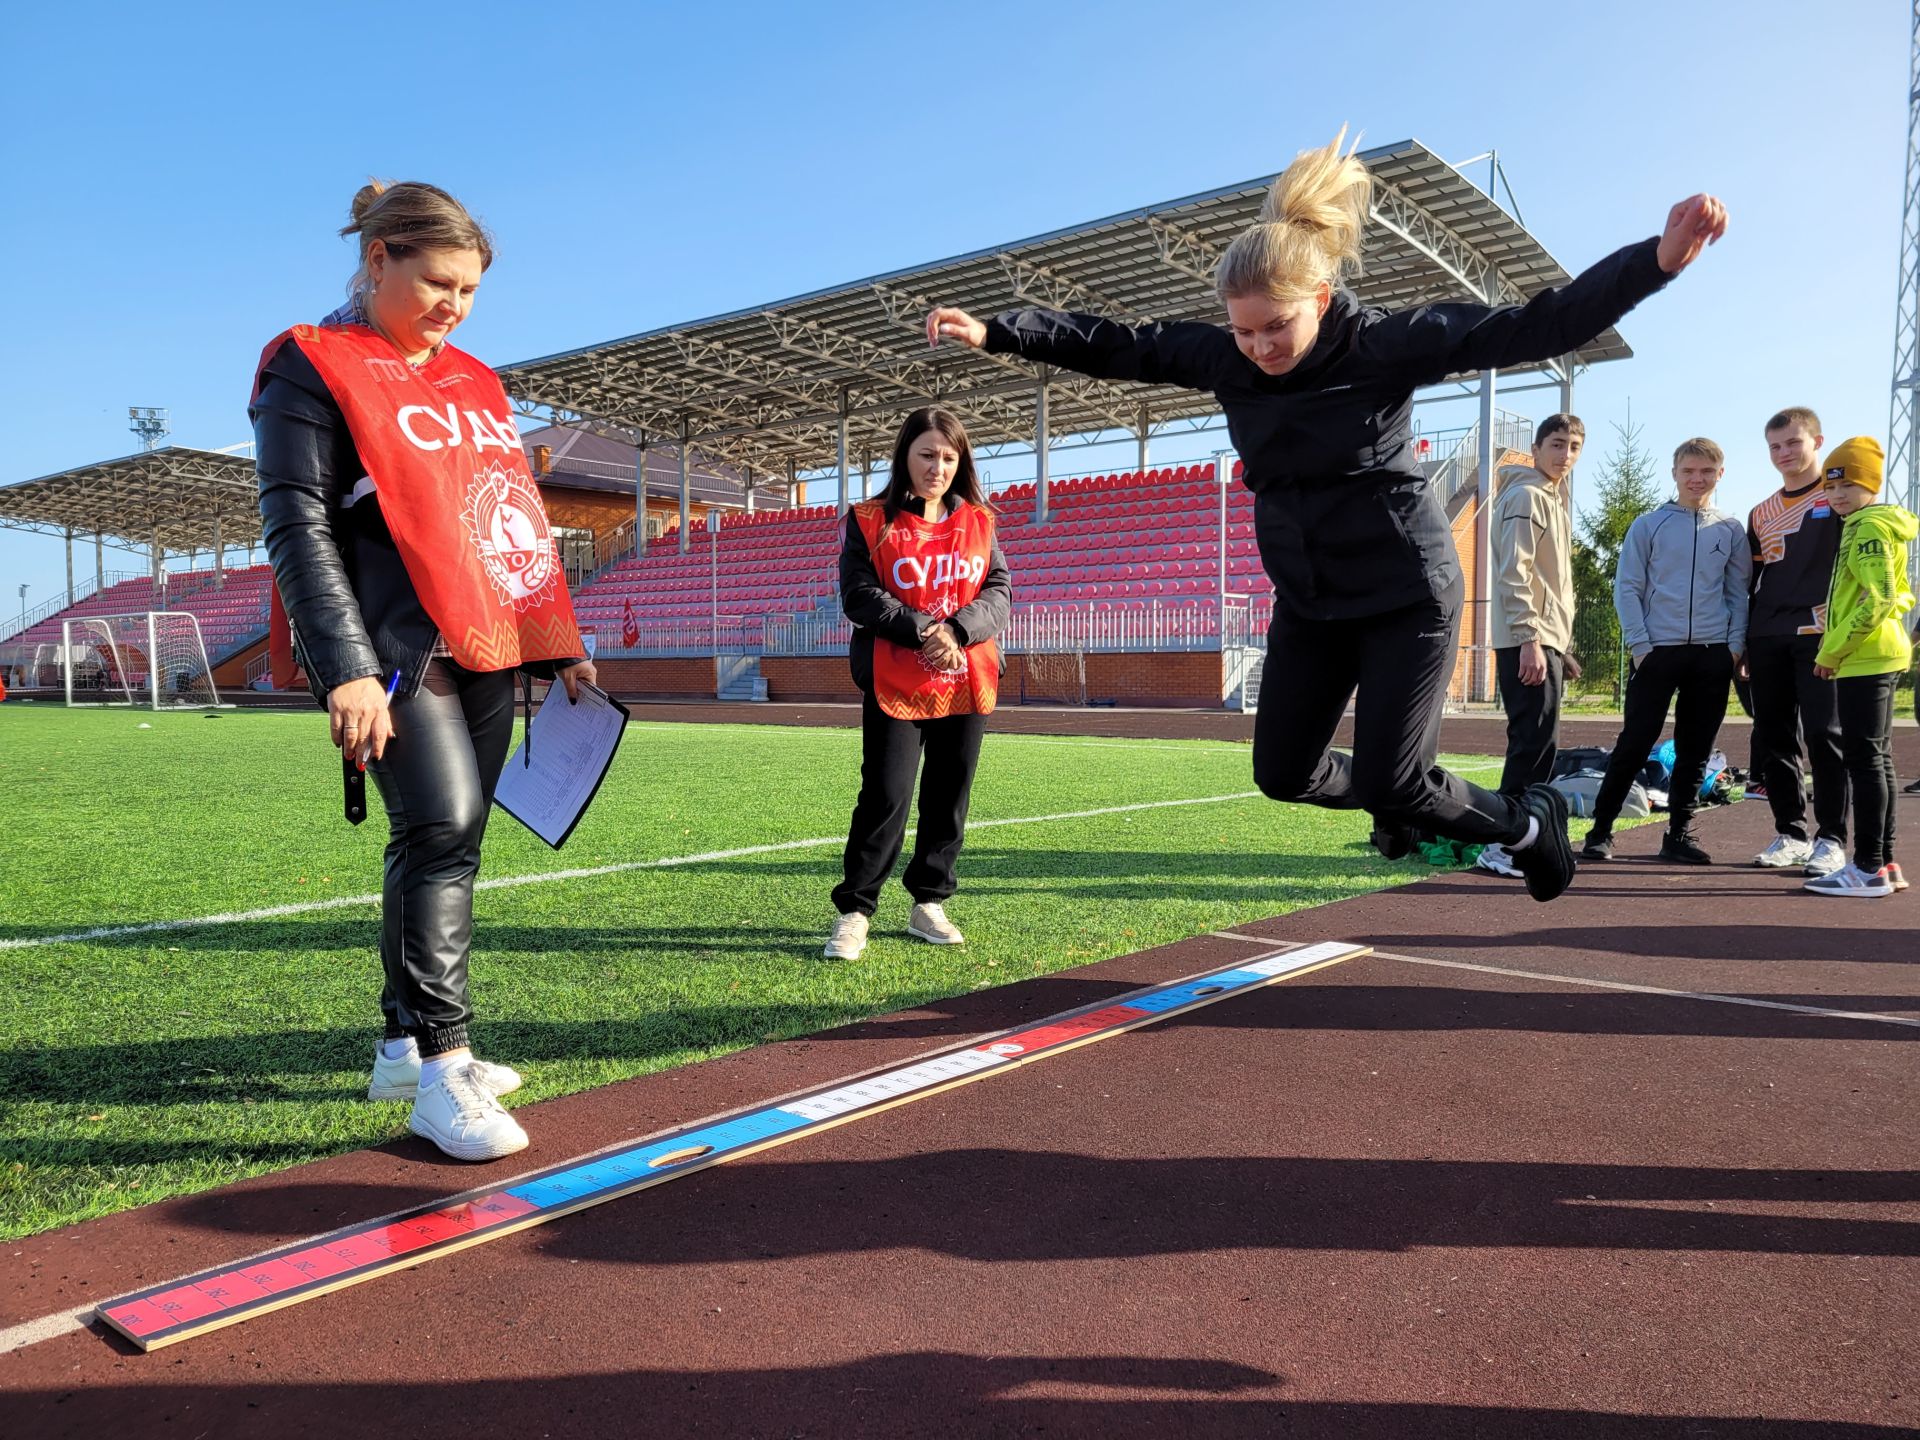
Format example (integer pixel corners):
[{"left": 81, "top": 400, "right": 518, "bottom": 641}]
[{"left": 2, "top": 795, "right": 1915, "bottom": 1437}]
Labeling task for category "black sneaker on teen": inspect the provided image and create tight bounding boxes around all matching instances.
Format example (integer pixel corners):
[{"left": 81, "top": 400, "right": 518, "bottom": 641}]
[
  {"left": 1904, "top": 778, "right": 1920, "bottom": 795},
  {"left": 1581, "top": 829, "right": 1615, "bottom": 861},
  {"left": 1368, "top": 820, "right": 1426, "bottom": 860},
  {"left": 1659, "top": 830, "right": 1713, "bottom": 865},
  {"left": 1508, "top": 784, "right": 1575, "bottom": 902}
]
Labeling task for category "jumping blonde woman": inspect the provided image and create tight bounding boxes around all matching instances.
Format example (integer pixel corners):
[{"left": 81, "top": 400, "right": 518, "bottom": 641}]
[{"left": 926, "top": 131, "right": 1726, "bottom": 902}]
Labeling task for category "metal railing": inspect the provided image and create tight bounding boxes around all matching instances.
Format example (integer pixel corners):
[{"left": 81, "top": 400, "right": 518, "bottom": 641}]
[{"left": 1428, "top": 409, "right": 1536, "bottom": 508}]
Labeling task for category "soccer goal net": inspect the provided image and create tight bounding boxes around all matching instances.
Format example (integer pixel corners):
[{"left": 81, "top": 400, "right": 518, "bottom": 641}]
[
  {"left": 1020, "top": 649, "right": 1088, "bottom": 706},
  {"left": 62, "top": 612, "right": 223, "bottom": 709}
]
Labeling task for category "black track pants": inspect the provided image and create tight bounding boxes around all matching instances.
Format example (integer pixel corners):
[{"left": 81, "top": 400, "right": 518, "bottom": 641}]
[
  {"left": 1250, "top": 585, "right": 1528, "bottom": 846},
  {"left": 1746, "top": 632, "right": 1849, "bottom": 843},
  {"left": 1591, "top": 644, "right": 1733, "bottom": 836},
  {"left": 834, "top": 692, "right": 988, "bottom": 916},
  {"left": 366, "top": 658, "right": 517, "bottom": 1056},
  {"left": 1494, "top": 644, "right": 1566, "bottom": 795},
  {"left": 1836, "top": 670, "right": 1897, "bottom": 872}
]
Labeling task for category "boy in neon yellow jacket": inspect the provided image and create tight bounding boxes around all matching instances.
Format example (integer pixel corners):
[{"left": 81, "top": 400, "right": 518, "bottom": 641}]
[{"left": 1806, "top": 436, "right": 1915, "bottom": 897}]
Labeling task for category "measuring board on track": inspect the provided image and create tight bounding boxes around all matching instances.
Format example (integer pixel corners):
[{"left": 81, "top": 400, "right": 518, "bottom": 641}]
[{"left": 97, "top": 939, "right": 1368, "bottom": 1350}]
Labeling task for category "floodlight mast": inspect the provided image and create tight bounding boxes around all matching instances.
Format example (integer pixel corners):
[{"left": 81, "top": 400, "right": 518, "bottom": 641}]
[
  {"left": 129, "top": 407, "right": 171, "bottom": 452},
  {"left": 1891, "top": 0, "right": 1920, "bottom": 580}
]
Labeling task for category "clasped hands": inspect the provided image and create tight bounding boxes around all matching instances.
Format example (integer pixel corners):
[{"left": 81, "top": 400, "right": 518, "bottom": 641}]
[{"left": 919, "top": 620, "right": 966, "bottom": 671}]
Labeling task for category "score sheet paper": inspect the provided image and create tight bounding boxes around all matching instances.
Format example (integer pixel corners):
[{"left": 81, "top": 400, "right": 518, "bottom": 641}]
[{"left": 493, "top": 682, "right": 630, "bottom": 848}]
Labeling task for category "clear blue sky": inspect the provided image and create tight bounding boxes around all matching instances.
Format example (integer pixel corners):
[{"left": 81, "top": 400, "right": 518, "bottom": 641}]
[{"left": 1, "top": 0, "right": 1909, "bottom": 622}]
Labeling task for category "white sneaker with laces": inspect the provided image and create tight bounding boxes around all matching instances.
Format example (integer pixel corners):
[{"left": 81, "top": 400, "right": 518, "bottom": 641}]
[
  {"left": 1473, "top": 842, "right": 1522, "bottom": 877},
  {"left": 1752, "top": 834, "right": 1813, "bottom": 869},
  {"left": 823, "top": 911, "right": 870, "bottom": 960},
  {"left": 1802, "top": 862, "right": 1894, "bottom": 899},
  {"left": 408, "top": 1062, "right": 530, "bottom": 1161},
  {"left": 1803, "top": 837, "right": 1848, "bottom": 877},
  {"left": 907, "top": 901, "right": 965, "bottom": 945},
  {"left": 369, "top": 1045, "right": 523, "bottom": 1101}
]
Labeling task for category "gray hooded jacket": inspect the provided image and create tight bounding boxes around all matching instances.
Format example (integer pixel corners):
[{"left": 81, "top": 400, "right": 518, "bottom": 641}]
[{"left": 1614, "top": 500, "right": 1751, "bottom": 660}]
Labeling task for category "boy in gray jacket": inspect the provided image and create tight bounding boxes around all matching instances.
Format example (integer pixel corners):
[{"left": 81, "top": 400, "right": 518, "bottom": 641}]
[
  {"left": 1477, "top": 414, "right": 1585, "bottom": 878},
  {"left": 1583, "top": 437, "right": 1751, "bottom": 864}
]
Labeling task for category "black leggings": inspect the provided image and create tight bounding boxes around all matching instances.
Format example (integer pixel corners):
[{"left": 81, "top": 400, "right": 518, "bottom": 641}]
[
  {"left": 1836, "top": 671, "right": 1897, "bottom": 872},
  {"left": 834, "top": 692, "right": 988, "bottom": 916},
  {"left": 366, "top": 659, "right": 517, "bottom": 1056},
  {"left": 1251, "top": 584, "right": 1527, "bottom": 846}
]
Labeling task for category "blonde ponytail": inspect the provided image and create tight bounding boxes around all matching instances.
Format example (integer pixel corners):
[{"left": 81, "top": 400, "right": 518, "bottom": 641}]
[{"left": 1215, "top": 127, "right": 1372, "bottom": 302}]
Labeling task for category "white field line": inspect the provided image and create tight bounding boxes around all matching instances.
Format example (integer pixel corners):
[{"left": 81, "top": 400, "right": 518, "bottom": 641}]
[
  {"left": 0, "top": 1306, "right": 92, "bottom": 1353},
  {"left": 0, "top": 791, "right": 1264, "bottom": 953},
  {"left": 1211, "top": 934, "right": 1920, "bottom": 1031}
]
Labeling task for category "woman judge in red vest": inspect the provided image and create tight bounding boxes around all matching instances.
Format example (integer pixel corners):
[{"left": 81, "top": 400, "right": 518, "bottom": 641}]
[
  {"left": 825, "top": 408, "right": 1011, "bottom": 960},
  {"left": 252, "top": 181, "right": 594, "bottom": 1162}
]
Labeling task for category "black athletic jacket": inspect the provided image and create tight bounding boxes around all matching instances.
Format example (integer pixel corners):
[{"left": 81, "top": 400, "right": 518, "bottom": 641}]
[
  {"left": 252, "top": 341, "right": 579, "bottom": 701},
  {"left": 840, "top": 496, "right": 1011, "bottom": 695},
  {"left": 1746, "top": 480, "right": 1843, "bottom": 639},
  {"left": 985, "top": 237, "right": 1673, "bottom": 620}
]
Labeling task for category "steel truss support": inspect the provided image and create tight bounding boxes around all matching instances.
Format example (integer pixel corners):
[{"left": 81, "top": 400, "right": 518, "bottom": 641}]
[{"left": 1891, "top": 0, "right": 1920, "bottom": 555}]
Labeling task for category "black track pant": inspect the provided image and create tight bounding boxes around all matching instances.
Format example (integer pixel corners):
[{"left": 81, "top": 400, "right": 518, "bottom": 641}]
[
  {"left": 1746, "top": 632, "right": 1848, "bottom": 843},
  {"left": 1251, "top": 584, "right": 1528, "bottom": 846},
  {"left": 1591, "top": 644, "right": 1734, "bottom": 836},
  {"left": 1836, "top": 670, "right": 1898, "bottom": 872},
  {"left": 367, "top": 659, "right": 517, "bottom": 1056},
  {"left": 834, "top": 692, "right": 988, "bottom": 916},
  {"left": 1494, "top": 644, "right": 1566, "bottom": 794}
]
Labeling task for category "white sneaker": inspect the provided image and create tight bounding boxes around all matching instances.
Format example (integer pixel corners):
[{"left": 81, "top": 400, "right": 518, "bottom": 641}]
[
  {"left": 1883, "top": 862, "right": 1910, "bottom": 892},
  {"left": 907, "top": 901, "right": 965, "bottom": 945},
  {"left": 1752, "top": 835, "right": 1813, "bottom": 869},
  {"left": 408, "top": 1062, "right": 530, "bottom": 1162},
  {"left": 1473, "top": 842, "right": 1522, "bottom": 877},
  {"left": 369, "top": 1044, "right": 523, "bottom": 1101},
  {"left": 1802, "top": 863, "right": 1894, "bottom": 899},
  {"left": 1803, "top": 837, "right": 1848, "bottom": 877},
  {"left": 823, "top": 911, "right": 870, "bottom": 960}
]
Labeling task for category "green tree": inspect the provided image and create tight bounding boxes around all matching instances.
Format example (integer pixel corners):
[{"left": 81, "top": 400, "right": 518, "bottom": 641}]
[{"left": 1570, "top": 421, "right": 1662, "bottom": 701}]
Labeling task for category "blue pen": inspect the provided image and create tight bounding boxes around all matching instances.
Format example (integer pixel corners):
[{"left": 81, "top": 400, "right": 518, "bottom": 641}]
[{"left": 358, "top": 669, "right": 402, "bottom": 769}]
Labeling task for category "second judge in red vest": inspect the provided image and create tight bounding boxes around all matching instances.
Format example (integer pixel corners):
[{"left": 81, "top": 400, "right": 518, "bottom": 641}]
[{"left": 825, "top": 408, "right": 1011, "bottom": 960}]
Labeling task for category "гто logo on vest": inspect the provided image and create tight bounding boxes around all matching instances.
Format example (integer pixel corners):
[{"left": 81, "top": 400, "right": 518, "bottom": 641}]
[{"left": 463, "top": 460, "right": 560, "bottom": 608}]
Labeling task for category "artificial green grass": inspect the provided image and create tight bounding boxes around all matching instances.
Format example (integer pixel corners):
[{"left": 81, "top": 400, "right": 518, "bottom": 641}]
[{"left": 0, "top": 705, "right": 1504, "bottom": 1239}]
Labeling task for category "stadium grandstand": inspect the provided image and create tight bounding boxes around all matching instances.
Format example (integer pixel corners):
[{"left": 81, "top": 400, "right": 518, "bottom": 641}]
[{"left": 2, "top": 139, "right": 1610, "bottom": 710}]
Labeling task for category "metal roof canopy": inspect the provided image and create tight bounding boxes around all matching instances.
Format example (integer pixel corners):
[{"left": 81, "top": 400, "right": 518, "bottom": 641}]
[
  {"left": 498, "top": 139, "right": 1625, "bottom": 479},
  {"left": 0, "top": 446, "right": 259, "bottom": 552}
]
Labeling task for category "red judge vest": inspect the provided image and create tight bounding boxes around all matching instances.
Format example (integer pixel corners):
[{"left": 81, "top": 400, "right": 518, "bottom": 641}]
[
  {"left": 853, "top": 498, "right": 999, "bottom": 720},
  {"left": 256, "top": 324, "right": 582, "bottom": 673}
]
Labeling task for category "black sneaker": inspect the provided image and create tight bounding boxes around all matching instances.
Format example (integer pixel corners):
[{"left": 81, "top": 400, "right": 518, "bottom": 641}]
[
  {"left": 1369, "top": 820, "right": 1425, "bottom": 860},
  {"left": 1509, "top": 784, "right": 1576, "bottom": 902},
  {"left": 1582, "top": 830, "right": 1615, "bottom": 861},
  {"left": 1904, "top": 778, "right": 1920, "bottom": 795},
  {"left": 1659, "top": 831, "right": 1713, "bottom": 865}
]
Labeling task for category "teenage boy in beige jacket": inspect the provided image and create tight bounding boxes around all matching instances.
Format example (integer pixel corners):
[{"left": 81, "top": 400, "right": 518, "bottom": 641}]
[{"left": 1477, "top": 415, "right": 1584, "bottom": 877}]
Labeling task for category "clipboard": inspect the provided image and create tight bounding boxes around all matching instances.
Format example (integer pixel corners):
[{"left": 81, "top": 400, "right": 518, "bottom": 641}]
[{"left": 493, "top": 681, "right": 630, "bottom": 848}]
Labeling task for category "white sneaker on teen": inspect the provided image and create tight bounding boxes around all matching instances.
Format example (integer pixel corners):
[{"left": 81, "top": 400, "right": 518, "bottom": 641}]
[
  {"left": 823, "top": 911, "right": 870, "bottom": 960},
  {"left": 1752, "top": 835, "right": 1812, "bottom": 869},
  {"left": 1881, "top": 862, "right": 1910, "bottom": 892},
  {"left": 1473, "top": 843, "right": 1522, "bottom": 877},
  {"left": 1802, "top": 863, "right": 1895, "bottom": 899},
  {"left": 369, "top": 1044, "right": 524, "bottom": 1102},
  {"left": 1803, "top": 837, "right": 1847, "bottom": 877},
  {"left": 907, "top": 901, "right": 965, "bottom": 945},
  {"left": 408, "top": 1063, "right": 530, "bottom": 1161}
]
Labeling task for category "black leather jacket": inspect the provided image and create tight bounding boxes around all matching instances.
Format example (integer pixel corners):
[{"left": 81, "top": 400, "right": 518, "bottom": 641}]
[{"left": 251, "top": 338, "right": 578, "bottom": 701}]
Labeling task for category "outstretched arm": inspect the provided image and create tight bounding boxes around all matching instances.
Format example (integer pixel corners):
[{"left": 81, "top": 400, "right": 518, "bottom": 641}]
[
  {"left": 927, "top": 305, "right": 1232, "bottom": 392},
  {"left": 1380, "top": 195, "right": 1728, "bottom": 385}
]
